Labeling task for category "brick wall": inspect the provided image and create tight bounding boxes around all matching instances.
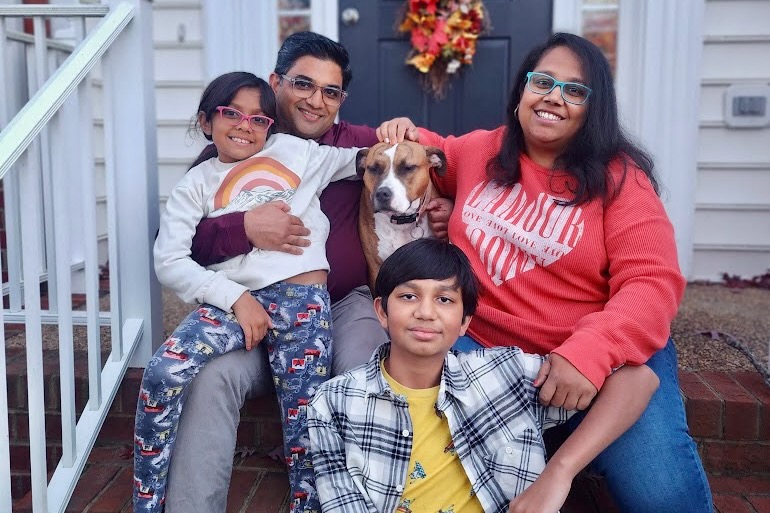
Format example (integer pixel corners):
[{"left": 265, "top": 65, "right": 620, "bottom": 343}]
[
  {"left": 6, "top": 356, "right": 770, "bottom": 509},
  {"left": 680, "top": 370, "right": 770, "bottom": 511}
]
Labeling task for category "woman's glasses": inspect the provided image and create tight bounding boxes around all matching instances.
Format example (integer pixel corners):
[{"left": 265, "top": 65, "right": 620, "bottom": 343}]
[
  {"left": 525, "top": 72, "right": 592, "bottom": 105},
  {"left": 215, "top": 106, "right": 274, "bottom": 131},
  {"left": 280, "top": 75, "right": 348, "bottom": 106}
]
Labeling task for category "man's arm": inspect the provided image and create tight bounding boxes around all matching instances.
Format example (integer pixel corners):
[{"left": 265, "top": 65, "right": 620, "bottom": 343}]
[
  {"left": 190, "top": 202, "right": 311, "bottom": 266},
  {"left": 511, "top": 364, "right": 659, "bottom": 513},
  {"left": 308, "top": 396, "right": 378, "bottom": 513},
  {"left": 191, "top": 212, "right": 250, "bottom": 266}
]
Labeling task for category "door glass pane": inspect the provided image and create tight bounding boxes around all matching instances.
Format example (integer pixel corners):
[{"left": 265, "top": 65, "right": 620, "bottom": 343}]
[
  {"left": 278, "top": 0, "right": 311, "bottom": 43},
  {"left": 279, "top": 15, "right": 311, "bottom": 42},
  {"left": 582, "top": 0, "right": 618, "bottom": 75}
]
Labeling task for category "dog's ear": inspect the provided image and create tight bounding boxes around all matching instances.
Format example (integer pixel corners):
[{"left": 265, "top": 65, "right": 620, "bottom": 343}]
[
  {"left": 356, "top": 148, "right": 370, "bottom": 179},
  {"left": 425, "top": 147, "right": 447, "bottom": 176}
]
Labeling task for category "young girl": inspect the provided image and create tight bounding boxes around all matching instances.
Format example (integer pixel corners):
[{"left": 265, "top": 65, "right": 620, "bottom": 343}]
[{"left": 134, "top": 72, "right": 360, "bottom": 513}]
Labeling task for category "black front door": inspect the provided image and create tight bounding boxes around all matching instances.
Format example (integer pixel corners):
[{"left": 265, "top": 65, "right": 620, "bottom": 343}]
[{"left": 339, "top": 0, "right": 552, "bottom": 135}]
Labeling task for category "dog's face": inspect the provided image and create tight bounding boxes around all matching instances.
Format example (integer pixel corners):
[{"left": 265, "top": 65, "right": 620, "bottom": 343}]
[{"left": 356, "top": 141, "right": 446, "bottom": 214}]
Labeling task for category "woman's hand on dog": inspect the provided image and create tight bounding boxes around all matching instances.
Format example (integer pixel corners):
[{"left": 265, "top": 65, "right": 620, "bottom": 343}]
[{"left": 376, "top": 117, "right": 419, "bottom": 145}]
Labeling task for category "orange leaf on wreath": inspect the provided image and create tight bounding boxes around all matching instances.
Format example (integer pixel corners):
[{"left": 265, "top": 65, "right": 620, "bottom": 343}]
[
  {"left": 447, "top": 10, "right": 472, "bottom": 31},
  {"left": 406, "top": 52, "right": 437, "bottom": 73},
  {"left": 399, "top": 12, "right": 418, "bottom": 32}
]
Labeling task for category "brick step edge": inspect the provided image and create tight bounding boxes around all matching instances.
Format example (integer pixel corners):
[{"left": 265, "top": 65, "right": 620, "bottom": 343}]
[
  {"left": 8, "top": 366, "right": 770, "bottom": 446},
  {"left": 8, "top": 364, "right": 770, "bottom": 441},
  {"left": 679, "top": 370, "right": 770, "bottom": 442},
  {"left": 6, "top": 348, "right": 770, "bottom": 441},
  {"left": 10, "top": 365, "right": 770, "bottom": 441}
]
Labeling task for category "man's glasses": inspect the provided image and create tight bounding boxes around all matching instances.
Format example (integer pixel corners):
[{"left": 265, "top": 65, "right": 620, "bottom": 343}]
[
  {"left": 215, "top": 106, "right": 274, "bottom": 131},
  {"left": 280, "top": 75, "right": 348, "bottom": 106},
  {"left": 525, "top": 72, "right": 592, "bottom": 105}
]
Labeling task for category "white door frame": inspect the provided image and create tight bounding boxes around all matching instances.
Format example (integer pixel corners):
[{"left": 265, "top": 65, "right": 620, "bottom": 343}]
[
  {"left": 202, "top": 0, "right": 339, "bottom": 82},
  {"left": 615, "top": 1, "right": 704, "bottom": 280}
]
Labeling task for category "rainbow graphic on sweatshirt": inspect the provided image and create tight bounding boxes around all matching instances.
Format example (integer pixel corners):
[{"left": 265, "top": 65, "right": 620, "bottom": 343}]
[{"left": 213, "top": 156, "right": 301, "bottom": 211}]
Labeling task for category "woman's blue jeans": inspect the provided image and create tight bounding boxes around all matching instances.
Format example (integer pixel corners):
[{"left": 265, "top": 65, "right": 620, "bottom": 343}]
[{"left": 453, "top": 336, "right": 714, "bottom": 513}]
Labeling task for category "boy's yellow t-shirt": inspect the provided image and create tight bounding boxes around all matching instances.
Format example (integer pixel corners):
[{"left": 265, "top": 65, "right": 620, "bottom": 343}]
[{"left": 382, "top": 361, "right": 483, "bottom": 513}]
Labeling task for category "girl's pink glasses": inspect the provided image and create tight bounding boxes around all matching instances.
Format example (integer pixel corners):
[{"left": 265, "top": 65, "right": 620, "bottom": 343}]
[{"left": 215, "top": 106, "right": 274, "bottom": 131}]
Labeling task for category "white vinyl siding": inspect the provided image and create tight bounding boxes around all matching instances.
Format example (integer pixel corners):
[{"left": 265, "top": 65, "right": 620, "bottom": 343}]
[
  {"left": 152, "top": 0, "right": 206, "bottom": 212},
  {"left": 694, "top": 0, "right": 770, "bottom": 280}
]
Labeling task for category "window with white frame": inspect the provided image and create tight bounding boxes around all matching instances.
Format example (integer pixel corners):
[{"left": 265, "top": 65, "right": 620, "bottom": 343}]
[
  {"left": 279, "top": 0, "right": 338, "bottom": 42},
  {"left": 203, "top": 0, "right": 337, "bottom": 82}
]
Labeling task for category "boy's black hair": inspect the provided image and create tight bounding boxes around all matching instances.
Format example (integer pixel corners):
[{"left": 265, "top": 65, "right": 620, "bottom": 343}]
[
  {"left": 374, "top": 239, "right": 479, "bottom": 319},
  {"left": 189, "top": 72, "right": 278, "bottom": 169},
  {"left": 274, "top": 31, "right": 353, "bottom": 90}
]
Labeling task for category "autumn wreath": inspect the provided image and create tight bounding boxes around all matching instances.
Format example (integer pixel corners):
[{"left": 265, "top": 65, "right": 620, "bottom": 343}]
[{"left": 399, "top": 0, "right": 489, "bottom": 98}]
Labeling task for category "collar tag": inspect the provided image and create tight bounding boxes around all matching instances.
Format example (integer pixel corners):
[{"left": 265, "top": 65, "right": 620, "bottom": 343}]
[{"left": 390, "top": 212, "right": 419, "bottom": 225}]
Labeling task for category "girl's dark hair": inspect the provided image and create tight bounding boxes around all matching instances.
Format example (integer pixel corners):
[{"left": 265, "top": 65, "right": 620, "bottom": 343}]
[
  {"left": 189, "top": 72, "right": 278, "bottom": 169},
  {"left": 274, "top": 31, "right": 352, "bottom": 90},
  {"left": 486, "top": 32, "right": 658, "bottom": 205},
  {"left": 374, "top": 239, "right": 479, "bottom": 319}
]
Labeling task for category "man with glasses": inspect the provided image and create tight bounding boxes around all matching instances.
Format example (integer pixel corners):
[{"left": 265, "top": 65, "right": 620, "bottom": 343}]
[
  {"left": 164, "top": 32, "right": 450, "bottom": 512},
  {"left": 274, "top": 72, "right": 348, "bottom": 138}
]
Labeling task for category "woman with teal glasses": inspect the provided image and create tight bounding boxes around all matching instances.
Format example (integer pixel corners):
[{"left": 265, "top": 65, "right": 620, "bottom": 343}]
[{"left": 376, "top": 33, "right": 713, "bottom": 512}]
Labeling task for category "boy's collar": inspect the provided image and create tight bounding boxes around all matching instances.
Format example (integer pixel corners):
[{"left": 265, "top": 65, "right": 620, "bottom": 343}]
[
  {"left": 364, "top": 343, "right": 475, "bottom": 407},
  {"left": 364, "top": 343, "right": 399, "bottom": 400},
  {"left": 441, "top": 351, "right": 475, "bottom": 407}
]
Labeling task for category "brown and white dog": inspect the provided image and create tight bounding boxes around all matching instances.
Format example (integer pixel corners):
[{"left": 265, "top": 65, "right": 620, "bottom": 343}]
[{"left": 356, "top": 141, "right": 447, "bottom": 287}]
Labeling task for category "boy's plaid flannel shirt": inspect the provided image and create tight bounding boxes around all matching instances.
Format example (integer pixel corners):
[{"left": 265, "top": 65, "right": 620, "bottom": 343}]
[{"left": 308, "top": 343, "right": 574, "bottom": 513}]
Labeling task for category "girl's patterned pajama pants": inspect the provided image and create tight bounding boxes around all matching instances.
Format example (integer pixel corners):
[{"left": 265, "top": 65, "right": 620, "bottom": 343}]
[{"left": 133, "top": 282, "right": 331, "bottom": 513}]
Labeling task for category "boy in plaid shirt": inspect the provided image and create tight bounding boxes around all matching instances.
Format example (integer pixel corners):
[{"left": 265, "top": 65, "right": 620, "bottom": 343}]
[{"left": 308, "top": 239, "right": 658, "bottom": 513}]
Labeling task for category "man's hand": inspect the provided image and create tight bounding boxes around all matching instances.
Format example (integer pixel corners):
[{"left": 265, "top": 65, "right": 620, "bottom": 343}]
[
  {"left": 424, "top": 198, "right": 453, "bottom": 240},
  {"left": 376, "top": 117, "right": 419, "bottom": 144},
  {"left": 231, "top": 292, "right": 272, "bottom": 350},
  {"left": 244, "top": 201, "right": 310, "bottom": 255},
  {"left": 508, "top": 464, "right": 572, "bottom": 513},
  {"left": 535, "top": 353, "right": 597, "bottom": 411}
]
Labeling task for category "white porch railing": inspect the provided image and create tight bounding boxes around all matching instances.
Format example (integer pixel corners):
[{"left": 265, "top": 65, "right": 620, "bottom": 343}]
[{"left": 0, "top": 1, "right": 160, "bottom": 512}]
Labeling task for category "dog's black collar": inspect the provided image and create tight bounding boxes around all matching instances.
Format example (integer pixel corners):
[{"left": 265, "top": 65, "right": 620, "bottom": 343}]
[{"left": 390, "top": 212, "right": 419, "bottom": 225}]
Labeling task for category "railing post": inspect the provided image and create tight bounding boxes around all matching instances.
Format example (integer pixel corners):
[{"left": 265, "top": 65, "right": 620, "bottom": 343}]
[
  {"left": 103, "top": 0, "right": 161, "bottom": 367},
  {"left": 0, "top": 315, "right": 10, "bottom": 513}
]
